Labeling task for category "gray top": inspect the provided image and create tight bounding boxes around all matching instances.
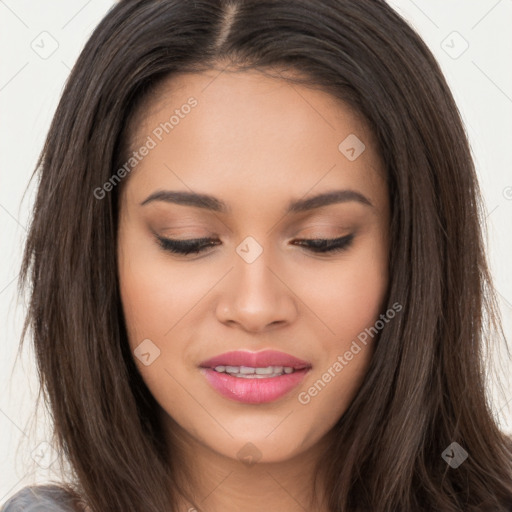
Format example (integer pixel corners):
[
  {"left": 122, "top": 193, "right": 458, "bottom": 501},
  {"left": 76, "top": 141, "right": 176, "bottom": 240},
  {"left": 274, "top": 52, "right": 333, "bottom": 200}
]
[{"left": 0, "top": 485, "right": 84, "bottom": 512}]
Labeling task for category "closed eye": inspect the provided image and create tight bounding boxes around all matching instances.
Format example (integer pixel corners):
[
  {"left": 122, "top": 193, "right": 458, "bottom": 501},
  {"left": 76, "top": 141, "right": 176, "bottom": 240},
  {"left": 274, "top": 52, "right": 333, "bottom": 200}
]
[{"left": 155, "top": 234, "right": 355, "bottom": 256}]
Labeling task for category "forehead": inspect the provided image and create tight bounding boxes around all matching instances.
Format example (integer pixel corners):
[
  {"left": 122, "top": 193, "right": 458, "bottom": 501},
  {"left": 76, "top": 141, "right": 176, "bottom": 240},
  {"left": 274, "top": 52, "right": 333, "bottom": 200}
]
[{"left": 122, "top": 69, "right": 386, "bottom": 213}]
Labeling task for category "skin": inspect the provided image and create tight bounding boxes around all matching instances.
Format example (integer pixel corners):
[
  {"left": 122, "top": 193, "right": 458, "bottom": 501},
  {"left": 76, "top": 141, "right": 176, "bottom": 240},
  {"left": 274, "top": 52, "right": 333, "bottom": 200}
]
[{"left": 117, "top": 68, "right": 390, "bottom": 512}]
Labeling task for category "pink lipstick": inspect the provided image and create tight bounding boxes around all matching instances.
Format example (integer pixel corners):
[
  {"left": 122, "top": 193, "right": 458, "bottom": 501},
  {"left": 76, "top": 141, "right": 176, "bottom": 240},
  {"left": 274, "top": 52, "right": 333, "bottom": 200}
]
[{"left": 199, "top": 350, "right": 311, "bottom": 404}]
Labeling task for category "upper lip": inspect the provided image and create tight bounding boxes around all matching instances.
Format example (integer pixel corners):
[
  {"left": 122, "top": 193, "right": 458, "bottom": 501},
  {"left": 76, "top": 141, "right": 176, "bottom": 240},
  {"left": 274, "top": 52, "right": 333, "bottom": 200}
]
[{"left": 199, "top": 350, "right": 311, "bottom": 369}]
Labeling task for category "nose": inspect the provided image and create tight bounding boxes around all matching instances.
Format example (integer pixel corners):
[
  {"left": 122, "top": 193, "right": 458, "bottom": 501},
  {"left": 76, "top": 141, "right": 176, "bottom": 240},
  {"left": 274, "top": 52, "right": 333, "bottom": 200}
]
[{"left": 215, "top": 245, "right": 298, "bottom": 333}]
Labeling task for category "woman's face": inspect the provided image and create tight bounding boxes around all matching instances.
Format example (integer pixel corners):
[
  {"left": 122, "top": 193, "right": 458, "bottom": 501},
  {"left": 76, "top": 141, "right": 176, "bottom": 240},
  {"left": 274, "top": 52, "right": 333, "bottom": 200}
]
[{"left": 117, "top": 69, "right": 390, "bottom": 464}]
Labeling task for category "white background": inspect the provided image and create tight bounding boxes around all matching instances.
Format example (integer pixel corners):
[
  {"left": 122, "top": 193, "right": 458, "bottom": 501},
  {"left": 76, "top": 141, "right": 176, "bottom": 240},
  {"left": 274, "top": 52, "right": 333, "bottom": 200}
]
[{"left": 1, "top": 0, "right": 511, "bottom": 502}]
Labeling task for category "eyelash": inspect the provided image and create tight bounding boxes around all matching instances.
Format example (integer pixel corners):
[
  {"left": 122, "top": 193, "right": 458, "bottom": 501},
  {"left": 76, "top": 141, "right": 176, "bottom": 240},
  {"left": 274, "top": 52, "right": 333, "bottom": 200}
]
[{"left": 156, "top": 234, "right": 355, "bottom": 256}]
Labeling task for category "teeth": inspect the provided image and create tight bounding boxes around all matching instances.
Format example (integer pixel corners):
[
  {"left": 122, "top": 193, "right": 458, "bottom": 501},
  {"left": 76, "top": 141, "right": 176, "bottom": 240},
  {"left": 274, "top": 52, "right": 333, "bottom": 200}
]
[
  {"left": 256, "top": 366, "right": 275, "bottom": 375},
  {"left": 213, "top": 365, "right": 296, "bottom": 378}
]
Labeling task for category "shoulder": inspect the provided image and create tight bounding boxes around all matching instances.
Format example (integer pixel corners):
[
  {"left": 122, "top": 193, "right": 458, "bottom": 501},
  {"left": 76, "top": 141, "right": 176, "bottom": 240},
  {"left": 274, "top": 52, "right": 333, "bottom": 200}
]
[{"left": 0, "top": 484, "right": 86, "bottom": 512}]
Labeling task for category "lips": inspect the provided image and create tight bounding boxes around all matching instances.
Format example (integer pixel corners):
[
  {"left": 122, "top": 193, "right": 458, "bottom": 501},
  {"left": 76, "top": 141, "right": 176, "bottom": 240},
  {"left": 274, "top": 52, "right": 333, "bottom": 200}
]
[
  {"left": 199, "top": 350, "right": 311, "bottom": 370},
  {"left": 198, "top": 350, "right": 312, "bottom": 404},
  {"left": 200, "top": 367, "right": 310, "bottom": 404}
]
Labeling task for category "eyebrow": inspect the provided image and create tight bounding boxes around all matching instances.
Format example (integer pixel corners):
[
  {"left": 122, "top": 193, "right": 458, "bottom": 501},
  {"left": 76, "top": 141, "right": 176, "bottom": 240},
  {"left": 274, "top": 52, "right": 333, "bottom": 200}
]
[{"left": 140, "top": 188, "right": 373, "bottom": 213}]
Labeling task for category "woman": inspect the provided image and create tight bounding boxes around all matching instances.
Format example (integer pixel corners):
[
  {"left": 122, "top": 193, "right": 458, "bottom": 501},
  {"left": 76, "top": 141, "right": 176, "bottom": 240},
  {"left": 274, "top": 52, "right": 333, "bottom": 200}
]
[{"left": 3, "top": 0, "right": 512, "bottom": 510}]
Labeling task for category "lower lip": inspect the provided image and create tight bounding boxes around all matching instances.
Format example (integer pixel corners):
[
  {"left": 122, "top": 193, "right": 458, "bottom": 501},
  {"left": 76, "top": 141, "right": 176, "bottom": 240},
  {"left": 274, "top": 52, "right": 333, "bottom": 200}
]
[{"left": 200, "top": 367, "right": 310, "bottom": 404}]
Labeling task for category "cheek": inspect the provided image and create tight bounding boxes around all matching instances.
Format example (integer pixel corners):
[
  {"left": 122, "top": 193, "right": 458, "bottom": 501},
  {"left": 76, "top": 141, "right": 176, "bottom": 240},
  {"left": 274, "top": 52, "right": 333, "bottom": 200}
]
[
  {"left": 118, "top": 255, "right": 169, "bottom": 343},
  {"left": 297, "top": 241, "right": 388, "bottom": 346},
  {"left": 295, "top": 236, "right": 388, "bottom": 420},
  {"left": 339, "top": 255, "right": 388, "bottom": 337},
  {"left": 118, "top": 233, "right": 204, "bottom": 344},
  {"left": 117, "top": 247, "right": 194, "bottom": 404}
]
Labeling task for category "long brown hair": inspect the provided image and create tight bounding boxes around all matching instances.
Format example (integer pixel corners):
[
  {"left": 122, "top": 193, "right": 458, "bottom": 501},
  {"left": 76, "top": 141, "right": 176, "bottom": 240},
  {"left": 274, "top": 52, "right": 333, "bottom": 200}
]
[{"left": 17, "top": 0, "right": 512, "bottom": 510}]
